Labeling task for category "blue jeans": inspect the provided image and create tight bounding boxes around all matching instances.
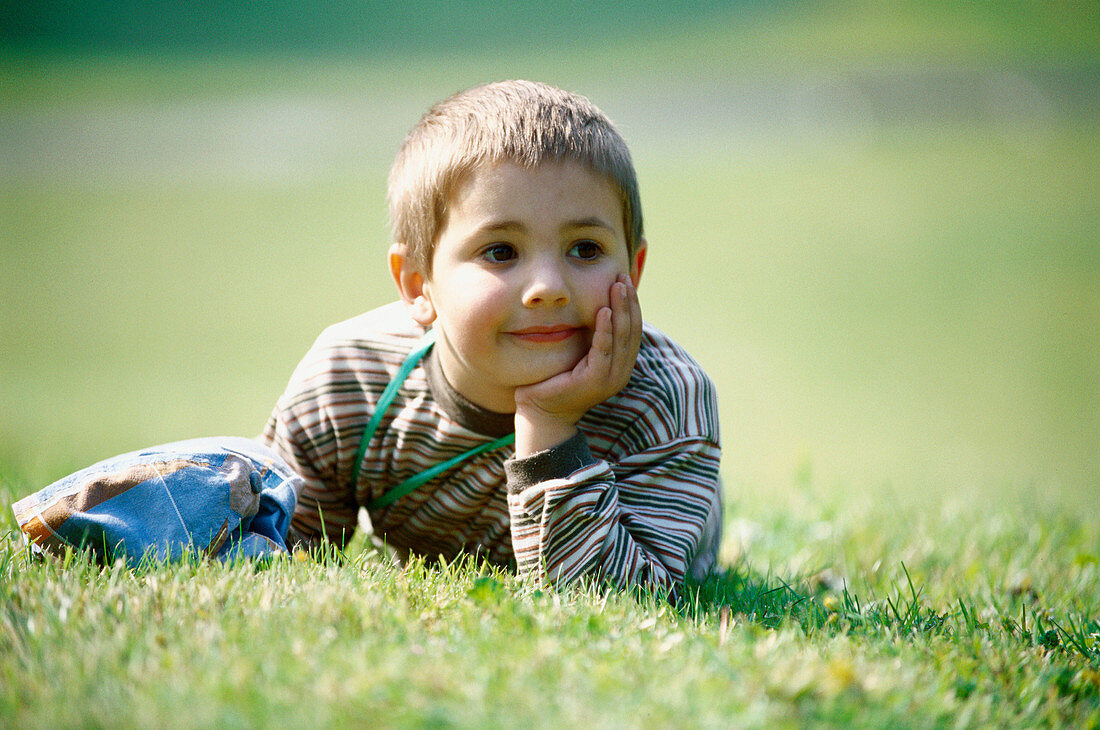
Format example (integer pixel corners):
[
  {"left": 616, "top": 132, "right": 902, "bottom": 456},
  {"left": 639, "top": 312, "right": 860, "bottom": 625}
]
[{"left": 12, "top": 437, "right": 299, "bottom": 566}]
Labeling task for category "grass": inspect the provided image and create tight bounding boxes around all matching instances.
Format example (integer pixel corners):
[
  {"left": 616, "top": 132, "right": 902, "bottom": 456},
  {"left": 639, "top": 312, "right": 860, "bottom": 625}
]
[
  {"left": 3, "top": 2, "right": 1099, "bottom": 726},
  {"left": 2, "top": 470, "right": 1098, "bottom": 727}
]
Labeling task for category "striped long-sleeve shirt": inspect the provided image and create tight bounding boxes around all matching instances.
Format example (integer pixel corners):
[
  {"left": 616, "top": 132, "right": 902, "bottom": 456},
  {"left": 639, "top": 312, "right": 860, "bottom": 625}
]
[{"left": 261, "top": 301, "right": 722, "bottom": 593}]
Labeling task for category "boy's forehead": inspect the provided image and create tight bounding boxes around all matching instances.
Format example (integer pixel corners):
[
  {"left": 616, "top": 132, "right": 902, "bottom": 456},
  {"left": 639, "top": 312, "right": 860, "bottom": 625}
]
[{"left": 447, "top": 159, "right": 624, "bottom": 224}]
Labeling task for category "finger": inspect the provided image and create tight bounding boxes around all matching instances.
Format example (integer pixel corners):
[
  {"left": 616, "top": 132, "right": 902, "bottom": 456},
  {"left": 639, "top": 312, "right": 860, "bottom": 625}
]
[
  {"left": 587, "top": 306, "right": 614, "bottom": 365},
  {"left": 626, "top": 274, "right": 642, "bottom": 357},
  {"left": 610, "top": 277, "right": 631, "bottom": 358},
  {"left": 611, "top": 276, "right": 640, "bottom": 373}
]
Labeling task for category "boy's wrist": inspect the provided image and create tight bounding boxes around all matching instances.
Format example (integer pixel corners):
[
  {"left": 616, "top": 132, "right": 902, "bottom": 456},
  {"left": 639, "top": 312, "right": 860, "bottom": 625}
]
[
  {"left": 504, "top": 430, "right": 595, "bottom": 493},
  {"left": 513, "top": 408, "right": 581, "bottom": 457}
]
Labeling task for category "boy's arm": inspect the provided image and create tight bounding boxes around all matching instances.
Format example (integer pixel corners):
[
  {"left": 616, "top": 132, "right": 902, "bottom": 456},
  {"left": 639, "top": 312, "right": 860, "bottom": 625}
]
[
  {"left": 509, "top": 276, "right": 722, "bottom": 594},
  {"left": 505, "top": 407, "right": 722, "bottom": 596}
]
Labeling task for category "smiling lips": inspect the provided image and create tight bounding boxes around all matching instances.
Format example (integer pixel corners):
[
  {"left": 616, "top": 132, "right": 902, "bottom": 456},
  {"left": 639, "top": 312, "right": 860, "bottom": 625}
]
[{"left": 508, "top": 325, "right": 581, "bottom": 343}]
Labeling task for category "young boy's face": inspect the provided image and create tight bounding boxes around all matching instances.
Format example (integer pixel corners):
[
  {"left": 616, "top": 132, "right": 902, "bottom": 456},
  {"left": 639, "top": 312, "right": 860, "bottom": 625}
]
[{"left": 410, "top": 159, "right": 645, "bottom": 413}]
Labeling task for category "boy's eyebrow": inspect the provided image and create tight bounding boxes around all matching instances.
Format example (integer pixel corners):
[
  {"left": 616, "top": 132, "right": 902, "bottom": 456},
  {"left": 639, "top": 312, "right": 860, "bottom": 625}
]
[
  {"left": 473, "top": 217, "right": 618, "bottom": 235},
  {"left": 566, "top": 216, "right": 617, "bottom": 232},
  {"left": 476, "top": 221, "right": 524, "bottom": 234}
]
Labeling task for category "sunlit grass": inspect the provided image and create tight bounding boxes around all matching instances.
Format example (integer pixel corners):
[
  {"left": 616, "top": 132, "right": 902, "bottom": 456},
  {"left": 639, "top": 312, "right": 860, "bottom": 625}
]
[{"left": 2, "top": 461, "right": 1097, "bottom": 727}]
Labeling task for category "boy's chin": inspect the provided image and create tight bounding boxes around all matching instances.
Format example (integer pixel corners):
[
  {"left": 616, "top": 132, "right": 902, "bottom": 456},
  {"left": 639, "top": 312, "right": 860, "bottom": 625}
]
[{"left": 508, "top": 350, "right": 580, "bottom": 381}]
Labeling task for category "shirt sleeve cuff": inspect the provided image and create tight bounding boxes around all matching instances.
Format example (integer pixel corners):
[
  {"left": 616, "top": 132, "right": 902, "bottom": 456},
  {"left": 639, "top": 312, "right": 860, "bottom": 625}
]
[{"left": 504, "top": 431, "right": 597, "bottom": 494}]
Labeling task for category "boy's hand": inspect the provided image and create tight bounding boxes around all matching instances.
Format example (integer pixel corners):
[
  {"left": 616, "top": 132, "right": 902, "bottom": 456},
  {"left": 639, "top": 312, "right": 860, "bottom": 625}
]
[{"left": 513, "top": 274, "right": 642, "bottom": 457}]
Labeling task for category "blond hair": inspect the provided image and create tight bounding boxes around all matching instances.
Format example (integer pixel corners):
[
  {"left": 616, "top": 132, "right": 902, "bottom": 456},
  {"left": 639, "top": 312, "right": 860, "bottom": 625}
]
[{"left": 387, "top": 80, "right": 643, "bottom": 274}]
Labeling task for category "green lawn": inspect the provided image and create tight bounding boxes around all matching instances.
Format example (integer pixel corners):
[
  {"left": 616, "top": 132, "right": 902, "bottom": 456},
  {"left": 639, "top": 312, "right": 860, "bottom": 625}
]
[
  {"left": 2, "top": 2, "right": 1098, "bottom": 726},
  {"left": 1, "top": 498, "right": 1097, "bottom": 726}
]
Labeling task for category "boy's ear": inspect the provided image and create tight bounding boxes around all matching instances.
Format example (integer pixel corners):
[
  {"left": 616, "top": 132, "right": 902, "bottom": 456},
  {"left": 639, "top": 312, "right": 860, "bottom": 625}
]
[
  {"left": 630, "top": 239, "right": 648, "bottom": 287},
  {"left": 388, "top": 242, "right": 437, "bottom": 326}
]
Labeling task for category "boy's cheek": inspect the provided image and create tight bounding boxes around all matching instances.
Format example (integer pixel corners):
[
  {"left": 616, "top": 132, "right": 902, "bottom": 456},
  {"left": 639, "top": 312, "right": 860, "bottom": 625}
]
[
  {"left": 586, "top": 273, "right": 622, "bottom": 314},
  {"left": 439, "top": 277, "right": 508, "bottom": 318}
]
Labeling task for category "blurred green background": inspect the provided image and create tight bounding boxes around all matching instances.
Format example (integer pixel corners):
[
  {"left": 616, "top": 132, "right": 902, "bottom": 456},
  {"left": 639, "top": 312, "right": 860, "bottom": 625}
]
[{"left": 2, "top": 1, "right": 1097, "bottom": 508}]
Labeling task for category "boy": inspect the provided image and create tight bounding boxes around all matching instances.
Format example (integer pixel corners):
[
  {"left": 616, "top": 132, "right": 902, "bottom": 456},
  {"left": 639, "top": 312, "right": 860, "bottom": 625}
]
[{"left": 261, "top": 80, "right": 722, "bottom": 594}]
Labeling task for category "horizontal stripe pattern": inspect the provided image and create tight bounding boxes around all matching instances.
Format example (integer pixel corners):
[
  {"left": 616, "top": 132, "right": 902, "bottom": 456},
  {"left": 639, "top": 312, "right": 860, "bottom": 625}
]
[{"left": 262, "top": 301, "right": 721, "bottom": 593}]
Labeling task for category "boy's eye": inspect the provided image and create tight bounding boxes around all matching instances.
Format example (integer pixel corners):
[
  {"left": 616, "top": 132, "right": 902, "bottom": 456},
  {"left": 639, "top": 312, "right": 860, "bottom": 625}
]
[
  {"left": 569, "top": 240, "right": 602, "bottom": 260},
  {"left": 481, "top": 243, "right": 516, "bottom": 263}
]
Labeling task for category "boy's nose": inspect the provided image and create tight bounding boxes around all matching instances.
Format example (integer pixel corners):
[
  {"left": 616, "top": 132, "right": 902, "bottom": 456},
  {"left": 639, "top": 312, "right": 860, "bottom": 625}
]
[{"left": 522, "top": 262, "right": 569, "bottom": 308}]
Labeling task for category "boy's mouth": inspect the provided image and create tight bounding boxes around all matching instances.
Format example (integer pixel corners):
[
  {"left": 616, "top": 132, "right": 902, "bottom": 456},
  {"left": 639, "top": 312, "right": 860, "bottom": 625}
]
[{"left": 507, "top": 325, "right": 581, "bottom": 344}]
